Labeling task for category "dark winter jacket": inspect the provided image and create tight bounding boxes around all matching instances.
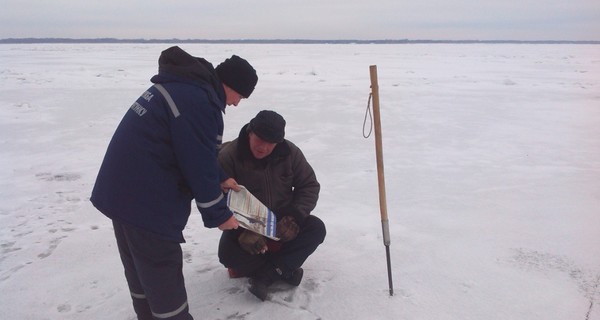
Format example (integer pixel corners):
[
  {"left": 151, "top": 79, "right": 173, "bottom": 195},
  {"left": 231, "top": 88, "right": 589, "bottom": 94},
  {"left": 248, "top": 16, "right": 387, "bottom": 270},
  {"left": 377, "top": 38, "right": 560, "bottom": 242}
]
[
  {"left": 91, "top": 46, "right": 233, "bottom": 242},
  {"left": 218, "top": 125, "right": 320, "bottom": 225}
]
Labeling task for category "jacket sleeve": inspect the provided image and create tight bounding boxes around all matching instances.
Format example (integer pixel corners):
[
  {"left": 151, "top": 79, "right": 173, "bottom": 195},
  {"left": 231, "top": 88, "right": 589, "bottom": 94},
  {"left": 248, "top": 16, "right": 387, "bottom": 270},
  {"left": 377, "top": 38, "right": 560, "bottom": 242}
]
[
  {"left": 285, "top": 143, "right": 320, "bottom": 224},
  {"left": 217, "top": 141, "right": 236, "bottom": 179},
  {"left": 168, "top": 87, "right": 233, "bottom": 228}
]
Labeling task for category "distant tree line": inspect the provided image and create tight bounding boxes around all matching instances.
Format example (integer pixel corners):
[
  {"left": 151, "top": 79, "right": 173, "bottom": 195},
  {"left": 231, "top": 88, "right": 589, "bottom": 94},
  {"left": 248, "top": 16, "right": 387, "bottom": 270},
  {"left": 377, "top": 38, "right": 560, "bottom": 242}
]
[{"left": 1, "top": 38, "right": 598, "bottom": 44}]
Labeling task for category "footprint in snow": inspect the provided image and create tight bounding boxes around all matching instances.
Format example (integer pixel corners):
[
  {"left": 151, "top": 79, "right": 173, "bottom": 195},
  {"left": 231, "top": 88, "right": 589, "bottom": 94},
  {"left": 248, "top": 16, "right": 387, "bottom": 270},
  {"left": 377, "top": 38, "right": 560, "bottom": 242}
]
[
  {"left": 36, "top": 172, "right": 81, "bottom": 182},
  {"left": 38, "top": 236, "right": 67, "bottom": 259}
]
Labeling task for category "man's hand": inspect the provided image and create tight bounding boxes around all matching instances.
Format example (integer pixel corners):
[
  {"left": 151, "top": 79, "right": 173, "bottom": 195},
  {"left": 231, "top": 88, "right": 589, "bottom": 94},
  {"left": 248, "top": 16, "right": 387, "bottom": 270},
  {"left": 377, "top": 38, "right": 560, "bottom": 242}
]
[
  {"left": 238, "top": 230, "right": 268, "bottom": 254},
  {"left": 218, "top": 215, "right": 239, "bottom": 230},
  {"left": 276, "top": 216, "right": 299, "bottom": 242},
  {"left": 221, "top": 178, "right": 241, "bottom": 193}
]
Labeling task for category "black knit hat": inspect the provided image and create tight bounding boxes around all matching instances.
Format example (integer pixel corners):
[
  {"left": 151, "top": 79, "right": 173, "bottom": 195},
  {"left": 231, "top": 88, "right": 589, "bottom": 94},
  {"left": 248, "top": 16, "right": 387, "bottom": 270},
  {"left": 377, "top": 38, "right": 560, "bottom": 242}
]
[
  {"left": 215, "top": 55, "right": 258, "bottom": 98},
  {"left": 248, "top": 110, "right": 286, "bottom": 143}
]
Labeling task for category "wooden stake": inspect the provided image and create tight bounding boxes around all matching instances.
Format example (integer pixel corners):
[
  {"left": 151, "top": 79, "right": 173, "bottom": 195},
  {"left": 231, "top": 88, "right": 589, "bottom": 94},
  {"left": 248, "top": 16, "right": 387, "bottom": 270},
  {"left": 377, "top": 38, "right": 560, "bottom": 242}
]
[{"left": 369, "top": 65, "right": 394, "bottom": 296}]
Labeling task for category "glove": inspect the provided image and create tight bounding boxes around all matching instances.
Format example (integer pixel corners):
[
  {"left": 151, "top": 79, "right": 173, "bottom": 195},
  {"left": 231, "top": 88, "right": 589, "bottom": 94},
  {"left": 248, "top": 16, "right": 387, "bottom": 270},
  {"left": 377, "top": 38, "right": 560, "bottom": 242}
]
[
  {"left": 238, "top": 230, "right": 267, "bottom": 255},
  {"left": 276, "top": 216, "right": 299, "bottom": 242}
]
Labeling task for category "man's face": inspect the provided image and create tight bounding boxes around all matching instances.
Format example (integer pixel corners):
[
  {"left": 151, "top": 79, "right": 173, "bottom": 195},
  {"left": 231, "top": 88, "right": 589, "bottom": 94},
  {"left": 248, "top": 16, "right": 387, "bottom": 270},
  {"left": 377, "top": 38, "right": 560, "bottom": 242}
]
[
  {"left": 223, "top": 84, "right": 243, "bottom": 106},
  {"left": 248, "top": 132, "right": 277, "bottom": 159}
]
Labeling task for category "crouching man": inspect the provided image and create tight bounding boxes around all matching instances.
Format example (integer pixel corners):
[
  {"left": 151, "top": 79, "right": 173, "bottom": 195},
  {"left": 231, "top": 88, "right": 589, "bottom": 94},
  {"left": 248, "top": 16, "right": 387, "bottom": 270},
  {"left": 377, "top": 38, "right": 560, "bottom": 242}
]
[{"left": 218, "top": 110, "right": 326, "bottom": 301}]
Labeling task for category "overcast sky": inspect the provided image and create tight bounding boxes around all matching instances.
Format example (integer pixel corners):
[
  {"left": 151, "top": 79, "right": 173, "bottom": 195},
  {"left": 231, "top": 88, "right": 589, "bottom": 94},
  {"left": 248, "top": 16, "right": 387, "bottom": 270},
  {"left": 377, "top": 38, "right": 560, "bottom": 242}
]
[{"left": 1, "top": 0, "right": 599, "bottom": 41}]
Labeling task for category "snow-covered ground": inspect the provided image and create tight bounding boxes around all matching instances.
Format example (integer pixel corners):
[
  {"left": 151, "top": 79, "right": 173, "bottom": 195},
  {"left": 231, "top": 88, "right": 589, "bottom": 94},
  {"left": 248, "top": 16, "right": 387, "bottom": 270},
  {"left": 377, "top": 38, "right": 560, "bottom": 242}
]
[{"left": 1, "top": 43, "right": 599, "bottom": 320}]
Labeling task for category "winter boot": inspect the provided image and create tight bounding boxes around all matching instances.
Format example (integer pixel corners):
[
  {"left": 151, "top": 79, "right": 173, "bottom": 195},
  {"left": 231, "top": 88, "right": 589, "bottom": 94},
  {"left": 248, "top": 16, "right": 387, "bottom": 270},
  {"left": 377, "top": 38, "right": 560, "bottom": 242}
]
[
  {"left": 248, "top": 265, "right": 280, "bottom": 301},
  {"left": 282, "top": 268, "right": 303, "bottom": 286},
  {"left": 248, "top": 278, "right": 269, "bottom": 301}
]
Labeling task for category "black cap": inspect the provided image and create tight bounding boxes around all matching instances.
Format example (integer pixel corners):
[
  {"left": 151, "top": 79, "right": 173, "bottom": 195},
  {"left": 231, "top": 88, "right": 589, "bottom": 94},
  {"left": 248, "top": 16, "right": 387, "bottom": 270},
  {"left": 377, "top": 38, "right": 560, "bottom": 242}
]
[
  {"left": 215, "top": 55, "right": 258, "bottom": 98},
  {"left": 248, "top": 110, "right": 286, "bottom": 143}
]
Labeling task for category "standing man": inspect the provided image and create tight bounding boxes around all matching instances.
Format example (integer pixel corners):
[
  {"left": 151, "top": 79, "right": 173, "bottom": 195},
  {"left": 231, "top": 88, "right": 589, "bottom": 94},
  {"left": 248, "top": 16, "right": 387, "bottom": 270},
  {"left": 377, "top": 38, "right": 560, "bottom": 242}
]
[
  {"left": 91, "top": 46, "right": 258, "bottom": 320},
  {"left": 217, "top": 110, "right": 326, "bottom": 301}
]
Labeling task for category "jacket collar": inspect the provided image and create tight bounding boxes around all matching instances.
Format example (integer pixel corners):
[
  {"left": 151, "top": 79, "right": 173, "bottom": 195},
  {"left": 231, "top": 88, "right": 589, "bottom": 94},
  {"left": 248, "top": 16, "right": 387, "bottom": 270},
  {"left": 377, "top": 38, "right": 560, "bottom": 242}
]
[{"left": 154, "top": 46, "right": 226, "bottom": 111}]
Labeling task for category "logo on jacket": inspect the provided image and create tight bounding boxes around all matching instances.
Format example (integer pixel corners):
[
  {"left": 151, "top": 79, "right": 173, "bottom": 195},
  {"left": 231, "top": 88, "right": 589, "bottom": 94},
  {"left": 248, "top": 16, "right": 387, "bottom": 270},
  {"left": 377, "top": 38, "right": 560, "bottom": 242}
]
[
  {"left": 129, "top": 90, "right": 153, "bottom": 117},
  {"left": 130, "top": 102, "right": 147, "bottom": 116},
  {"left": 141, "top": 90, "right": 154, "bottom": 102}
]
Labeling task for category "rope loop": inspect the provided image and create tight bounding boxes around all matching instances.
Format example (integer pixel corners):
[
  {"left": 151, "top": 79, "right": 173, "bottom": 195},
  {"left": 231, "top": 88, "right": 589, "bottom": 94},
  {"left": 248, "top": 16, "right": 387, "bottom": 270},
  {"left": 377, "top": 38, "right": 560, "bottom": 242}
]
[{"left": 363, "top": 92, "right": 373, "bottom": 138}]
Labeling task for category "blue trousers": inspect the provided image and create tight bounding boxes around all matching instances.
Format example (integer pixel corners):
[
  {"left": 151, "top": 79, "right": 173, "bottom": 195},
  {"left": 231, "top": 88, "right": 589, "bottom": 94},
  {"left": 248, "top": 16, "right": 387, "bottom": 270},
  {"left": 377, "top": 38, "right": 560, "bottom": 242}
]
[{"left": 112, "top": 220, "right": 193, "bottom": 320}]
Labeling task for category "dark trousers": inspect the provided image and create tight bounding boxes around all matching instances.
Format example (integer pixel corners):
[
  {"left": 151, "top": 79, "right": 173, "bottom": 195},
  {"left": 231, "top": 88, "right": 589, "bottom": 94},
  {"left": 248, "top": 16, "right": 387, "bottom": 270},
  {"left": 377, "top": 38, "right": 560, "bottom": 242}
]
[
  {"left": 112, "top": 220, "right": 193, "bottom": 320},
  {"left": 218, "top": 215, "right": 326, "bottom": 278}
]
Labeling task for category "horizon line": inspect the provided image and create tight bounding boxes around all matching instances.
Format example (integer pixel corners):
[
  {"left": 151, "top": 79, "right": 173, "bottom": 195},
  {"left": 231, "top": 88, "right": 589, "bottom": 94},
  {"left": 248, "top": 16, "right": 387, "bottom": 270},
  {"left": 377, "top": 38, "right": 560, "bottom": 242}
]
[{"left": 1, "top": 38, "right": 599, "bottom": 45}]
